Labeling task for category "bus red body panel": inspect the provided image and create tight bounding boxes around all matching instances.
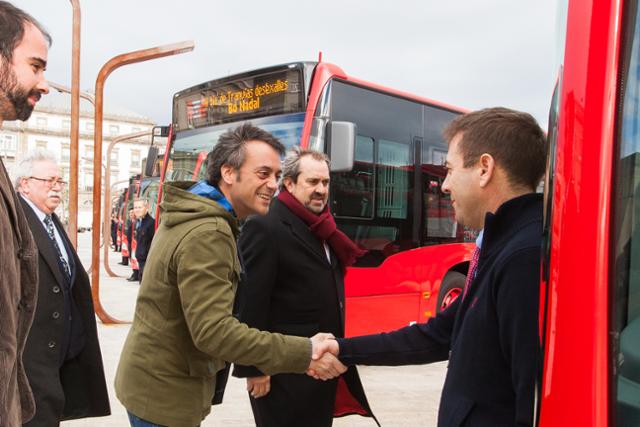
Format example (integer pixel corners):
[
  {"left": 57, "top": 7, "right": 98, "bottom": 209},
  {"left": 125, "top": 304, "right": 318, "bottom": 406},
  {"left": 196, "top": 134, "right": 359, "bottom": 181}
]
[
  {"left": 345, "top": 242, "right": 474, "bottom": 336},
  {"left": 539, "top": 0, "right": 622, "bottom": 425}
]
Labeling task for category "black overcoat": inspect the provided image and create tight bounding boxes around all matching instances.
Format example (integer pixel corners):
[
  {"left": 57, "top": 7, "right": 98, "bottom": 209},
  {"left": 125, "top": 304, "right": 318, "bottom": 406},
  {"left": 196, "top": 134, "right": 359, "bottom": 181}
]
[
  {"left": 233, "top": 199, "right": 378, "bottom": 427},
  {"left": 134, "top": 213, "right": 155, "bottom": 262},
  {"left": 20, "top": 198, "right": 110, "bottom": 426},
  {"left": 337, "top": 193, "right": 543, "bottom": 427}
]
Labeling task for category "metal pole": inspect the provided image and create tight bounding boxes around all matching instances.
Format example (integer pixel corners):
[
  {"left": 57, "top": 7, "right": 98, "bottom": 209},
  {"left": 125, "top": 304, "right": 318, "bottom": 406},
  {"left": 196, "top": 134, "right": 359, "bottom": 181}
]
[
  {"left": 103, "top": 130, "right": 151, "bottom": 278},
  {"left": 91, "top": 41, "right": 194, "bottom": 324},
  {"left": 69, "top": 0, "right": 81, "bottom": 248},
  {"left": 48, "top": 81, "right": 95, "bottom": 106}
]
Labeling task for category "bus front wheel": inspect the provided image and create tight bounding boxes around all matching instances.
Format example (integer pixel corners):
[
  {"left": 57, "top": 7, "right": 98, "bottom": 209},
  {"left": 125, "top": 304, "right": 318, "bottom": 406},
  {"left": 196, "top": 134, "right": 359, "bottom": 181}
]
[{"left": 437, "top": 271, "right": 466, "bottom": 313}]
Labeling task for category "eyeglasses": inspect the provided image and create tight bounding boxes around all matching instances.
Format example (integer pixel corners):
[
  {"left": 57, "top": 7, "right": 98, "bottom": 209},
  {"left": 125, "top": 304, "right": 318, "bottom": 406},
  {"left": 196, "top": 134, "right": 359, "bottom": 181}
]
[{"left": 28, "top": 176, "right": 67, "bottom": 188}]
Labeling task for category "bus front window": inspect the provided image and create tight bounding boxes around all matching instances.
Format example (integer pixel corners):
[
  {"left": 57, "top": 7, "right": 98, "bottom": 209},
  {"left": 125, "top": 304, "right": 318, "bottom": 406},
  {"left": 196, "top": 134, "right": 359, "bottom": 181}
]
[{"left": 166, "top": 112, "right": 305, "bottom": 182}]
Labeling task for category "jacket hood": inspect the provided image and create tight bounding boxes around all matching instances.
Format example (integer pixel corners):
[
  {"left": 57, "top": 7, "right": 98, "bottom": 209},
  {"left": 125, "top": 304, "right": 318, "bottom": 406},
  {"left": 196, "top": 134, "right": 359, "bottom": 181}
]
[{"left": 159, "top": 181, "right": 238, "bottom": 235}]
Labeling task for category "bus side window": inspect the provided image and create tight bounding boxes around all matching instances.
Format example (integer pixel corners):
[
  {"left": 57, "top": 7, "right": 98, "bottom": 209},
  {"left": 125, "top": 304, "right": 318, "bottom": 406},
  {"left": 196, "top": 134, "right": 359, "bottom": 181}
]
[
  {"left": 329, "top": 80, "right": 421, "bottom": 267},
  {"left": 331, "top": 136, "right": 375, "bottom": 219}
]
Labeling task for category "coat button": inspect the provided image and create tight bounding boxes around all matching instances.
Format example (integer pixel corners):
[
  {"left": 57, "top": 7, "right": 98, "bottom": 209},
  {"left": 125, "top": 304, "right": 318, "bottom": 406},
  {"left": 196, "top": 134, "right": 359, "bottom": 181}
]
[
  {"left": 52, "top": 286, "right": 61, "bottom": 293},
  {"left": 52, "top": 311, "right": 60, "bottom": 319},
  {"left": 16, "top": 248, "right": 23, "bottom": 259},
  {"left": 48, "top": 341, "right": 56, "bottom": 349}
]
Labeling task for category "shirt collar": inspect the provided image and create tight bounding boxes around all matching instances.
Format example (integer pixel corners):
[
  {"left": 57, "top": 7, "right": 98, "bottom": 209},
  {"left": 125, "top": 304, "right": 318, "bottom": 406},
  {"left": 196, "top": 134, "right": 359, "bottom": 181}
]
[{"left": 475, "top": 229, "right": 484, "bottom": 249}]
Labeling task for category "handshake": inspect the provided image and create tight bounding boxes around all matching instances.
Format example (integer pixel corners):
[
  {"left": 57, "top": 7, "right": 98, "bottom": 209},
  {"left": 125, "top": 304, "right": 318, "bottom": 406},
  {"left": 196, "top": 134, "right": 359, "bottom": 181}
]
[
  {"left": 246, "top": 333, "right": 344, "bottom": 399},
  {"left": 309, "top": 332, "right": 344, "bottom": 380}
]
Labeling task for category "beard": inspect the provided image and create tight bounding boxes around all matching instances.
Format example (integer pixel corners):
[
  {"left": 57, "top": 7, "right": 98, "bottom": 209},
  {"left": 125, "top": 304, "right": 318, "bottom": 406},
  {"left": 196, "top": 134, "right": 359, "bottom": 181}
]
[{"left": 0, "top": 62, "right": 39, "bottom": 121}]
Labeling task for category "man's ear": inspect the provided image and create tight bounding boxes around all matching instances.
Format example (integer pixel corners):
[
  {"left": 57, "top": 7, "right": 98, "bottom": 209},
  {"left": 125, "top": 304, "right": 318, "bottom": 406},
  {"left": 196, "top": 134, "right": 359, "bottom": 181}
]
[
  {"left": 220, "top": 164, "right": 236, "bottom": 185},
  {"left": 478, "top": 153, "right": 496, "bottom": 188},
  {"left": 17, "top": 177, "right": 29, "bottom": 194},
  {"left": 282, "top": 177, "right": 294, "bottom": 192}
]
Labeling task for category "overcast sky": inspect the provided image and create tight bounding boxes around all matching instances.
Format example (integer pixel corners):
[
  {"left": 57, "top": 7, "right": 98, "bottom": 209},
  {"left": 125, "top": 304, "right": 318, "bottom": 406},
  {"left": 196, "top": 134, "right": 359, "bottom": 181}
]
[{"left": 13, "top": 0, "right": 559, "bottom": 128}]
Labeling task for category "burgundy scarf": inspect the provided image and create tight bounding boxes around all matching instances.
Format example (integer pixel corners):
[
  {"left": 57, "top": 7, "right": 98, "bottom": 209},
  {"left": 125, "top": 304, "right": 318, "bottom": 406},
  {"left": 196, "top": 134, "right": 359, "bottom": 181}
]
[{"left": 277, "top": 188, "right": 366, "bottom": 271}]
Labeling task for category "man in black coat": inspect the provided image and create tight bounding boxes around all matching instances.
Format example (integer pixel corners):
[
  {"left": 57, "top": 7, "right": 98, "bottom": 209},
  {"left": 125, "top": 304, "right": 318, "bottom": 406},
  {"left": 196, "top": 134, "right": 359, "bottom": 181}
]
[
  {"left": 125, "top": 209, "right": 138, "bottom": 280},
  {"left": 15, "top": 151, "right": 110, "bottom": 426},
  {"left": 132, "top": 198, "right": 155, "bottom": 282},
  {"left": 233, "top": 148, "right": 378, "bottom": 427},
  {"left": 322, "top": 107, "right": 547, "bottom": 427}
]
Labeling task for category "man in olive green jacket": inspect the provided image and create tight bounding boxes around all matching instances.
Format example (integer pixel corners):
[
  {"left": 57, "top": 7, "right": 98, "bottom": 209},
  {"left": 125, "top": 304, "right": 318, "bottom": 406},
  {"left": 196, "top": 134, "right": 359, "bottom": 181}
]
[{"left": 115, "top": 124, "right": 344, "bottom": 427}]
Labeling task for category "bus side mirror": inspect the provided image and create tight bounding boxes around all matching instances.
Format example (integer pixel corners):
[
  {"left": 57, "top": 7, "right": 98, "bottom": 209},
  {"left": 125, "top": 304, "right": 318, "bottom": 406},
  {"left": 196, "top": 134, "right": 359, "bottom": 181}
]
[
  {"left": 145, "top": 145, "right": 159, "bottom": 177},
  {"left": 327, "top": 121, "right": 356, "bottom": 172}
]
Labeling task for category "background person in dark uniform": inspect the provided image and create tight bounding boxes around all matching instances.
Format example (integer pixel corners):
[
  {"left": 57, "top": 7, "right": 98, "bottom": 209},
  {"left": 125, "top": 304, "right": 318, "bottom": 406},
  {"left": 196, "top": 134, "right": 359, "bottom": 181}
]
[
  {"left": 14, "top": 150, "right": 110, "bottom": 426},
  {"left": 110, "top": 213, "right": 118, "bottom": 250},
  {"left": 233, "top": 148, "right": 378, "bottom": 427},
  {"left": 132, "top": 198, "right": 154, "bottom": 282},
  {"left": 125, "top": 209, "right": 138, "bottom": 281}
]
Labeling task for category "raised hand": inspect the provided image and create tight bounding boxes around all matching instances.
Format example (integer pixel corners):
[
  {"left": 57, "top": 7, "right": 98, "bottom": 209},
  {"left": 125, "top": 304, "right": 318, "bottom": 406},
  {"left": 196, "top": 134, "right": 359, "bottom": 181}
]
[
  {"left": 306, "top": 352, "right": 346, "bottom": 380},
  {"left": 247, "top": 375, "right": 271, "bottom": 399}
]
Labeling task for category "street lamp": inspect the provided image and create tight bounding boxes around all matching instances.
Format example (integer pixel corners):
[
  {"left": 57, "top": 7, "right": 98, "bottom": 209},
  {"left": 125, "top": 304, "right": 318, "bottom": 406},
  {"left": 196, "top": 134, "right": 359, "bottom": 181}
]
[{"left": 90, "top": 40, "right": 194, "bottom": 324}]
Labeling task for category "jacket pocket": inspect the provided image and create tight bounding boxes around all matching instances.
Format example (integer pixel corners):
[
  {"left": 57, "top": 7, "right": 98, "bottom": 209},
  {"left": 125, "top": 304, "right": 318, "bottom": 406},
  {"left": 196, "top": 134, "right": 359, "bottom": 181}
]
[
  {"left": 188, "top": 354, "right": 225, "bottom": 379},
  {"left": 273, "top": 322, "right": 320, "bottom": 337}
]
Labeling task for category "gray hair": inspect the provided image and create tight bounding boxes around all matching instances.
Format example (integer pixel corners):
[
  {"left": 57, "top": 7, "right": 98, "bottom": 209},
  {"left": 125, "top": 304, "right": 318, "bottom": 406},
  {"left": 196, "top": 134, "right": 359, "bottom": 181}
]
[
  {"left": 279, "top": 147, "right": 330, "bottom": 190},
  {"left": 13, "top": 149, "right": 59, "bottom": 190}
]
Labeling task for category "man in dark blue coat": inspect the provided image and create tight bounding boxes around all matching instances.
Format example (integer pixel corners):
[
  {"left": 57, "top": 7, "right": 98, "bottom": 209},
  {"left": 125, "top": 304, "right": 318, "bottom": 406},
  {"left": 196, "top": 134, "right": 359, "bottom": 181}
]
[{"left": 320, "top": 107, "right": 547, "bottom": 427}]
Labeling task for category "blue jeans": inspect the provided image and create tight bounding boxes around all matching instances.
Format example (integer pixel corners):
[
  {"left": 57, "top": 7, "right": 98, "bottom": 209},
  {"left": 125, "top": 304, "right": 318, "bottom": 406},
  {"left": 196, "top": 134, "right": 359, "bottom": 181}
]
[{"left": 127, "top": 411, "right": 166, "bottom": 427}]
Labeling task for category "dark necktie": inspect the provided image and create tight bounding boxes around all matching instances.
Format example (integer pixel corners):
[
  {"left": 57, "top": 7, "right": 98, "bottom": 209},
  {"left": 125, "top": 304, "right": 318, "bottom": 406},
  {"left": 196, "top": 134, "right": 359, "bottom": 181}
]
[
  {"left": 44, "top": 215, "right": 72, "bottom": 282},
  {"left": 462, "top": 246, "right": 480, "bottom": 301}
]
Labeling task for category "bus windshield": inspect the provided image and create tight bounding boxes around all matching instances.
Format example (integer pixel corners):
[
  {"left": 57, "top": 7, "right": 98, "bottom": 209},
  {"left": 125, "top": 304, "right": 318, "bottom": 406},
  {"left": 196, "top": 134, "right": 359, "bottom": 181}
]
[{"left": 166, "top": 112, "right": 305, "bottom": 182}]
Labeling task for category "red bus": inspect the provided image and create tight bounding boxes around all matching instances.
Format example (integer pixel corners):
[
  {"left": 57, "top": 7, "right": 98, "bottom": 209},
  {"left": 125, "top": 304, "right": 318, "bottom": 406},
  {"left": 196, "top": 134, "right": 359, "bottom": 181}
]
[
  {"left": 154, "top": 61, "right": 475, "bottom": 336},
  {"left": 539, "top": 0, "right": 640, "bottom": 424}
]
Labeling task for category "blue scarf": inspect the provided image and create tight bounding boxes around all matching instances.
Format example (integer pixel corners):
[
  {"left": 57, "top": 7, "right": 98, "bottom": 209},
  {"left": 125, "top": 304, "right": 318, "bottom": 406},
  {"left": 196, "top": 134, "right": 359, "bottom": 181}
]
[{"left": 188, "top": 181, "right": 235, "bottom": 216}]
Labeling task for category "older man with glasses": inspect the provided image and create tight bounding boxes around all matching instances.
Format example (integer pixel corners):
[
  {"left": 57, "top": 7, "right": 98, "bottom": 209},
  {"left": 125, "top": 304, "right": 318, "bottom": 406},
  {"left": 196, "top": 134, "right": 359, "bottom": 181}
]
[{"left": 13, "top": 150, "right": 110, "bottom": 426}]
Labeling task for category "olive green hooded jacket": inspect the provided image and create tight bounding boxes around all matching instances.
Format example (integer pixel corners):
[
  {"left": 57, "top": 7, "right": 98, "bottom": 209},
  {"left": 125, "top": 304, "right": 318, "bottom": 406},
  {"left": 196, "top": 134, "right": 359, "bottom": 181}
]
[{"left": 115, "top": 182, "right": 311, "bottom": 427}]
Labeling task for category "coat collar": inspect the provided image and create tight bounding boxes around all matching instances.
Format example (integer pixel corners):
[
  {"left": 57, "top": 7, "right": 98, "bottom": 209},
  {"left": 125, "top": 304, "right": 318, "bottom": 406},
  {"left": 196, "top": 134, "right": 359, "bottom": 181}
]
[
  {"left": 19, "top": 197, "right": 72, "bottom": 286},
  {"left": 480, "top": 193, "right": 543, "bottom": 262},
  {"left": 273, "top": 198, "right": 331, "bottom": 266}
]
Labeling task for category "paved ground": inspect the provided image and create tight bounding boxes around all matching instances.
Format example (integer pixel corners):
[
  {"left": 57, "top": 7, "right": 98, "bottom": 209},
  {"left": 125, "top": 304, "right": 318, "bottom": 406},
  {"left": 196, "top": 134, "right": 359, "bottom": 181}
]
[{"left": 61, "top": 232, "right": 447, "bottom": 426}]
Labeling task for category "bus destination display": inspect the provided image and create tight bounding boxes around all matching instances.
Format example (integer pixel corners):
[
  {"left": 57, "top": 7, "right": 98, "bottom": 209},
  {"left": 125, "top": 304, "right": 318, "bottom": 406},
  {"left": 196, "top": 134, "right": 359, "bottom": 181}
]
[{"left": 174, "top": 68, "right": 304, "bottom": 130}]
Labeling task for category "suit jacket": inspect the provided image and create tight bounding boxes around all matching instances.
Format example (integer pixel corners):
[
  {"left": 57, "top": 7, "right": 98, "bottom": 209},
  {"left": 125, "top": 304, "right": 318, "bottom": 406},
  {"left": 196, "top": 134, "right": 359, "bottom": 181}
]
[
  {"left": 337, "top": 193, "right": 543, "bottom": 427},
  {"left": 20, "top": 198, "right": 110, "bottom": 426},
  {"left": 233, "top": 199, "right": 378, "bottom": 427},
  {"left": 134, "top": 213, "right": 155, "bottom": 262},
  {"left": 0, "top": 161, "right": 38, "bottom": 426}
]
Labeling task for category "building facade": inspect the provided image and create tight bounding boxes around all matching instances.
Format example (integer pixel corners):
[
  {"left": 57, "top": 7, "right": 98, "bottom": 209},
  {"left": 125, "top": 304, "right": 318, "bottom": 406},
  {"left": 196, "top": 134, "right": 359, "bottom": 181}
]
[{"left": 0, "top": 91, "right": 156, "bottom": 227}]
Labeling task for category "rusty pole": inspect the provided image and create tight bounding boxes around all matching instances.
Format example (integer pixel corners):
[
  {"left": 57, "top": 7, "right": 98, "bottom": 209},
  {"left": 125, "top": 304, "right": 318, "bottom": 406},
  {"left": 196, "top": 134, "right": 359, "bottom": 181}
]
[
  {"left": 69, "top": 0, "right": 81, "bottom": 248},
  {"left": 91, "top": 41, "right": 194, "bottom": 324},
  {"left": 103, "top": 130, "right": 151, "bottom": 278}
]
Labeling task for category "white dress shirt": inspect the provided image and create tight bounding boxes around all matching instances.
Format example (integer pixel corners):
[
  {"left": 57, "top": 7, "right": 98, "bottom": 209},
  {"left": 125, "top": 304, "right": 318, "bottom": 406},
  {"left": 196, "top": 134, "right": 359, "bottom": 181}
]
[{"left": 20, "top": 194, "right": 70, "bottom": 266}]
